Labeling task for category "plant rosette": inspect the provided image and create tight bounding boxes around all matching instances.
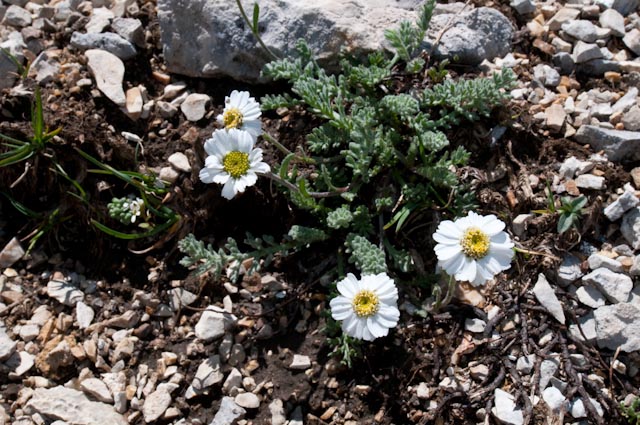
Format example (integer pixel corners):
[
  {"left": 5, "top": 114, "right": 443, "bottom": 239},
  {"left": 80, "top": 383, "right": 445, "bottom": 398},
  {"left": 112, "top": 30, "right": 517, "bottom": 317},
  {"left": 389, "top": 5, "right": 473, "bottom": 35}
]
[
  {"left": 330, "top": 272, "right": 400, "bottom": 341},
  {"left": 433, "top": 211, "right": 514, "bottom": 286},
  {"left": 217, "top": 90, "right": 262, "bottom": 139},
  {"left": 199, "top": 128, "right": 270, "bottom": 200}
]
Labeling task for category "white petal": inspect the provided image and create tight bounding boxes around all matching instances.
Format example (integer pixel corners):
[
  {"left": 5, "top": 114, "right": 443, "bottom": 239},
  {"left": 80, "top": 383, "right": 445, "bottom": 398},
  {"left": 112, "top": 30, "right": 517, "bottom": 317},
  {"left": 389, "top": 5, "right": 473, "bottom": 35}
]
[
  {"left": 241, "top": 172, "right": 258, "bottom": 188},
  {"left": 199, "top": 168, "right": 220, "bottom": 184},
  {"left": 434, "top": 243, "right": 462, "bottom": 261},
  {"left": 212, "top": 172, "right": 230, "bottom": 185},
  {"left": 359, "top": 320, "right": 375, "bottom": 341},
  {"left": 435, "top": 220, "right": 462, "bottom": 239},
  {"left": 376, "top": 305, "right": 400, "bottom": 327},
  {"left": 242, "top": 120, "right": 263, "bottom": 138},
  {"left": 330, "top": 297, "right": 353, "bottom": 320},
  {"left": 439, "top": 251, "right": 466, "bottom": 276},
  {"left": 216, "top": 114, "right": 224, "bottom": 126},
  {"left": 337, "top": 275, "right": 357, "bottom": 298},
  {"left": 433, "top": 232, "right": 460, "bottom": 245},
  {"left": 482, "top": 216, "right": 505, "bottom": 235},
  {"left": 221, "top": 179, "right": 237, "bottom": 199},
  {"left": 342, "top": 316, "right": 361, "bottom": 339},
  {"left": 367, "top": 317, "right": 389, "bottom": 338},
  {"left": 454, "top": 256, "right": 478, "bottom": 283}
]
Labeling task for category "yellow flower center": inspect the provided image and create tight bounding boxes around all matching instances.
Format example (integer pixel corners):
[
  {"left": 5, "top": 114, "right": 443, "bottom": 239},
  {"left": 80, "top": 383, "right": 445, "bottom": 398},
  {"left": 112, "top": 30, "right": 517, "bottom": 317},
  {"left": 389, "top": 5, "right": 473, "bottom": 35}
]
[
  {"left": 461, "top": 227, "right": 490, "bottom": 259},
  {"left": 223, "top": 107, "right": 243, "bottom": 129},
  {"left": 352, "top": 289, "right": 380, "bottom": 318},
  {"left": 223, "top": 151, "right": 250, "bottom": 179}
]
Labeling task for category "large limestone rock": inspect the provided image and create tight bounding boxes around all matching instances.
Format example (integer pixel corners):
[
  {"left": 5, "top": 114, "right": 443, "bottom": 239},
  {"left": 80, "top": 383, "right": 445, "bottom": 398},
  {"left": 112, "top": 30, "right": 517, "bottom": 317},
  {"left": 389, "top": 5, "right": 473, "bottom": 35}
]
[{"left": 158, "top": 0, "right": 512, "bottom": 81}]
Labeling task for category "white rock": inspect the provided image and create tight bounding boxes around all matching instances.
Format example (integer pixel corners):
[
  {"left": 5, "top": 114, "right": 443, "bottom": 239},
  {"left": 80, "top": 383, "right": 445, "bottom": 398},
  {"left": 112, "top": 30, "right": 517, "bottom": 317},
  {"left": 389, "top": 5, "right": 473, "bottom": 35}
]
[
  {"left": 582, "top": 267, "right": 632, "bottom": 303},
  {"left": 587, "top": 252, "right": 623, "bottom": 272},
  {"left": 512, "top": 213, "right": 533, "bottom": 237},
  {"left": 532, "top": 274, "right": 565, "bottom": 324},
  {"left": 210, "top": 397, "right": 246, "bottom": 425},
  {"left": 269, "top": 399, "right": 287, "bottom": 425},
  {"left": 28, "top": 51, "right": 60, "bottom": 84},
  {"left": 142, "top": 388, "right": 172, "bottom": 423},
  {"left": 469, "top": 363, "right": 490, "bottom": 381},
  {"left": 539, "top": 358, "right": 559, "bottom": 391},
  {"left": 621, "top": 207, "right": 640, "bottom": 249},
  {"left": 24, "top": 386, "right": 127, "bottom": 425},
  {"left": 612, "top": 87, "right": 638, "bottom": 114},
  {"left": 605, "top": 191, "right": 640, "bottom": 221},
  {"left": 516, "top": 354, "right": 536, "bottom": 374},
  {"left": 623, "top": 28, "right": 640, "bottom": 55},
  {"left": 570, "top": 397, "right": 604, "bottom": 418},
  {"left": 169, "top": 287, "right": 197, "bottom": 310},
  {"left": 3, "top": 5, "right": 32, "bottom": 27},
  {"left": 562, "top": 20, "right": 598, "bottom": 43},
  {"left": 47, "top": 278, "right": 84, "bottom": 306},
  {"left": 547, "top": 8, "right": 581, "bottom": 31},
  {"left": 234, "top": 392, "right": 260, "bottom": 409},
  {"left": 71, "top": 32, "right": 137, "bottom": 60},
  {"left": 222, "top": 368, "right": 243, "bottom": 395},
  {"left": 575, "top": 174, "right": 605, "bottom": 190},
  {"left": 545, "top": 104, "right": 566, "bottom": 132},
  {"left": 599, "top": 8, "right": 625, "bottom": 37},
  {"left": 0, "top": 237, "right": 25, "bottom": 268},
  {"left": 464, "top": 318, "right": 487, "bottom": 333},
  {"left": 491, "top": 389, "right": 523, "bottom": 425},
  {"left": 533, "top": 64, "right": 560, "bottom": 87},
  {"left": 156, "top": 100, "right": 179, "bottom": 118},
  {"left": 569, "top": 312, "right": 598, "bottom": 343},
  {"left": 18, "top": 324, "right": 39, "bottom": 341},
  {"left": 124, "top": 86, "right": 144, "bottom": 120},
  {"left": 594, "top": 302, "right": 640, "bottom": 352},
  {"left": 289, "top": 354, "right": 312, "bottom": 370},
  {"left": 85, "top": 49, "right": 126, "bottom": 106},
  {"left": 195, "top": 306, "right": 236, "bottom": 342},
  {"left": 573, "top": 41, "right": 603, "bottom": 63},
  {"left": 623, "top": 106, "right": 640, "bottom": 131},
  {"left": 159, "top": 166, "right": 179, "bottom": 184},
  {"left": 85, "top": 7, "right": 113, "bottom": 33},
  {"left": 76, "top": 301, "right": 95, "bottom": 329},
  {"left": 6, "top": 351, "right": 34, "bottom": 377},
  {"left": 542, "top": 386, "right": 566, "bottom": 412},
  {"left": 575, "top": 285, "right": 606, "bottom": 308},
  {"left": 191, "top": 355, "right": 224, "bottom": 392},
  {"left": 168, "top": 152, "right": 192, "bottom": 173},
  {"left": 557, "top": 254, "right": 583, "bottom": 286},
  {"left": 80, "top": 378, "right": 113, "bottom": 403},
  {"left": 416, "top": 382, "right": 431, "bottom": 399},
  {"left": 181, "top": 93, "right": 210, "bottom": 121}
]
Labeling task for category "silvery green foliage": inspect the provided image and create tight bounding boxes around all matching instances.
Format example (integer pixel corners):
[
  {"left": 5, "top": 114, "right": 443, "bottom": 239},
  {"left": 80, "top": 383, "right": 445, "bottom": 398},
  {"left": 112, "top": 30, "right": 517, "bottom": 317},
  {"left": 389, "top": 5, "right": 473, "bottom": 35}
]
[
  {"left": 345, "top": 234, "right": 386, "bottom": 275},
  {"left": 259, "top": 3, "right": 514, "bottom": 274}
]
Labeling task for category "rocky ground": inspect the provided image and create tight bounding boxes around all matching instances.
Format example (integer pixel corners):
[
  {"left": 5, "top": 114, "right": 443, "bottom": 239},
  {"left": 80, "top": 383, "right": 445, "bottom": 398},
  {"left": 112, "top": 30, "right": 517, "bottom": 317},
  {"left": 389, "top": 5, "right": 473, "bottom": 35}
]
[{"left": 1, "top": 0, "right": 640, "bottom": 424}]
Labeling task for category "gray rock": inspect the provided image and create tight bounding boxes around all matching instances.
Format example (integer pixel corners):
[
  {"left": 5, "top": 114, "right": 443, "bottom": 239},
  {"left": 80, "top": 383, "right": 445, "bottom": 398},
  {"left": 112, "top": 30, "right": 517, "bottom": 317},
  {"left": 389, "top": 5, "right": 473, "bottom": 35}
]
[
  {"left": 533, "top": 64, "right": 560, "bottom": 87},
  {"left": 623, "top": 29, "right": 640, "bottom": 56},
  {"left": 599, "top": 8, "right": 626, "bottom": 37},
  {"left": 169, "top": 287, "right": 197, "bottom": 310},
  {"left": 222, "top": 368, "right": 243, "bottom": 394},
  {"left": 195, "top": 306, "right": 237, "bottom": 342},
  {"left": 142, "top": 388, "right": 172, "bottom": 423},
  {"left": 159, "top": 0, "right": 420, "bottom": 81},
  {"left": 24, "top": 386, "right": 127, "bottom": 425},
  {"left": 532, "top": 274, "right": 565, "bottom": 324},
  {"left": 569, "top": 312, "right": 597, "bottom": 343},
  {"left": 47, "top": 278, "right": 84, "bottom": 306},
  {"left": 575, "top": 285, "right": 606, "bottom": 308},
  {"left": 574, "top": 125, "right": 640, "bottom": 162},
  {"left": 623, "top": 106, "right": 640, "bottom": 131},
  {"left": 621, "top": 207, "right": 640, "bottom": 249},
  {"left": 28, "top": 51, "right": 60, "bottom": 85},
  {"left": 425, "top": 8, "right": 513, "bottom": 65},
  {"left": 0, "top": 326, "right": 17, "bottom": 361},
  {"left": 289, "top": 354, "right": 312, "bottom": 370},
  {"left": 491, "top": 389, "right": 524, "bottom": 425},
  {"left": 464, "top": 318, "right": 487, "bottom": 333},
  {"left": 70, "top": 32, "right": 136, "bottom": 60},
  {"left": 578, "top": 58, "right": 620, "bottom": 76},
  {"left": 180, "top": 93, "right": 210, "bottom": 121},
  {"left": 562, "top": 20, "right": 598, "bottom": 43},
  {"left": 111, "top": 17, "right": 145, "bottom": 47},
  {"left": 86, "top": 49, "right": 126, "bottom": 106},
  {"left": 3, "top": 5, "right": 32, "bottom": 27},
  {"left": 543, "top": 386, "right": 566, "bottom": 412},
  {"left": 210, "top": 397, "right": 246, "bottom": 425},
  {"left": 557, "top": 254, "right": 583, "bottom": 286},
  {"left": 516, "top": 354, "right": 536, "bottom": 374},
  {"left": 595, "top": 0, "right": 639, "bottom": 14},
  {"left": 570, "top": 397, "right": 604, "bottom": 418},
  {"left": 545, "top": 104, "right": 566, "bottom": 132},
  {"left": 582, "top": 267, "right": 632, "bottom": 303},
  {"left": 587, "top": 253, "right": 623, "bottom": 272},
  {"left": 0, "top": 237, "right": 24, "bottom": 268},
  {"left": 594, "top": 303, "right": 640, "bottom": 352},
  {"left": 0, "top": 31, "right": 26, "bottom": 89},
  {"left": 604, "top": 190, "right": 639, "bottom": 221},
  {"left": 612, "top": 87, "right": 638, "bottom": 114},
  {"left": 552, "top": 52, "right": 575, "bottom": 75},
  {"left": 510, "top": 0, "right": 535, "bottom": 14},
  {"left": 573, "top": 41, "right": 603, "bottom": 63},
  {"left": 6, "top": 351, "right": 35, "bottom": 378},
  {"left": 269, "top": 399, "right": 287, "bottom": 425},
  {"left": 158, "top": 0, "right": 511, "bottom": 80},
  {"left": 156, "top": 100, "right": 178, "bottom": 118},
  {"left": 631, "top": 255, "right": 640, "bottom": 276}
]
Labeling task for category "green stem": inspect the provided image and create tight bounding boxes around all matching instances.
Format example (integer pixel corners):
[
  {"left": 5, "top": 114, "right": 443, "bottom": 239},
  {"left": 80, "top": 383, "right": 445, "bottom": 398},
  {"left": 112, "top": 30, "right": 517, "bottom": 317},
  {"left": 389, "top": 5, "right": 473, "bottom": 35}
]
[
  {"left": 234, "top": 0, "right": 280, "bottom": 61},
  {"left": 262, "top": 171, "right": 349, "bottom": 198}
]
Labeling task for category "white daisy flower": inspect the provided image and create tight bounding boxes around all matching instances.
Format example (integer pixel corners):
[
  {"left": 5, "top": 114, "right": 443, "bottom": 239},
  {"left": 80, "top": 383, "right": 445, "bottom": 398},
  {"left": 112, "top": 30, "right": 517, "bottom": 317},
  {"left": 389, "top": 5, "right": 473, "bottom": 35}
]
[
  {"left": 199, "top": 128, "right": 270, "bottom": 200},
  {"left": 433, "top": 211, "right": 515, "bottom": 286},
  {"left": 216, "top": 90, "right": 262, "bottom": 139},
  {"left": 329, "top": 273, "right": 400, "bottom": 341}
]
